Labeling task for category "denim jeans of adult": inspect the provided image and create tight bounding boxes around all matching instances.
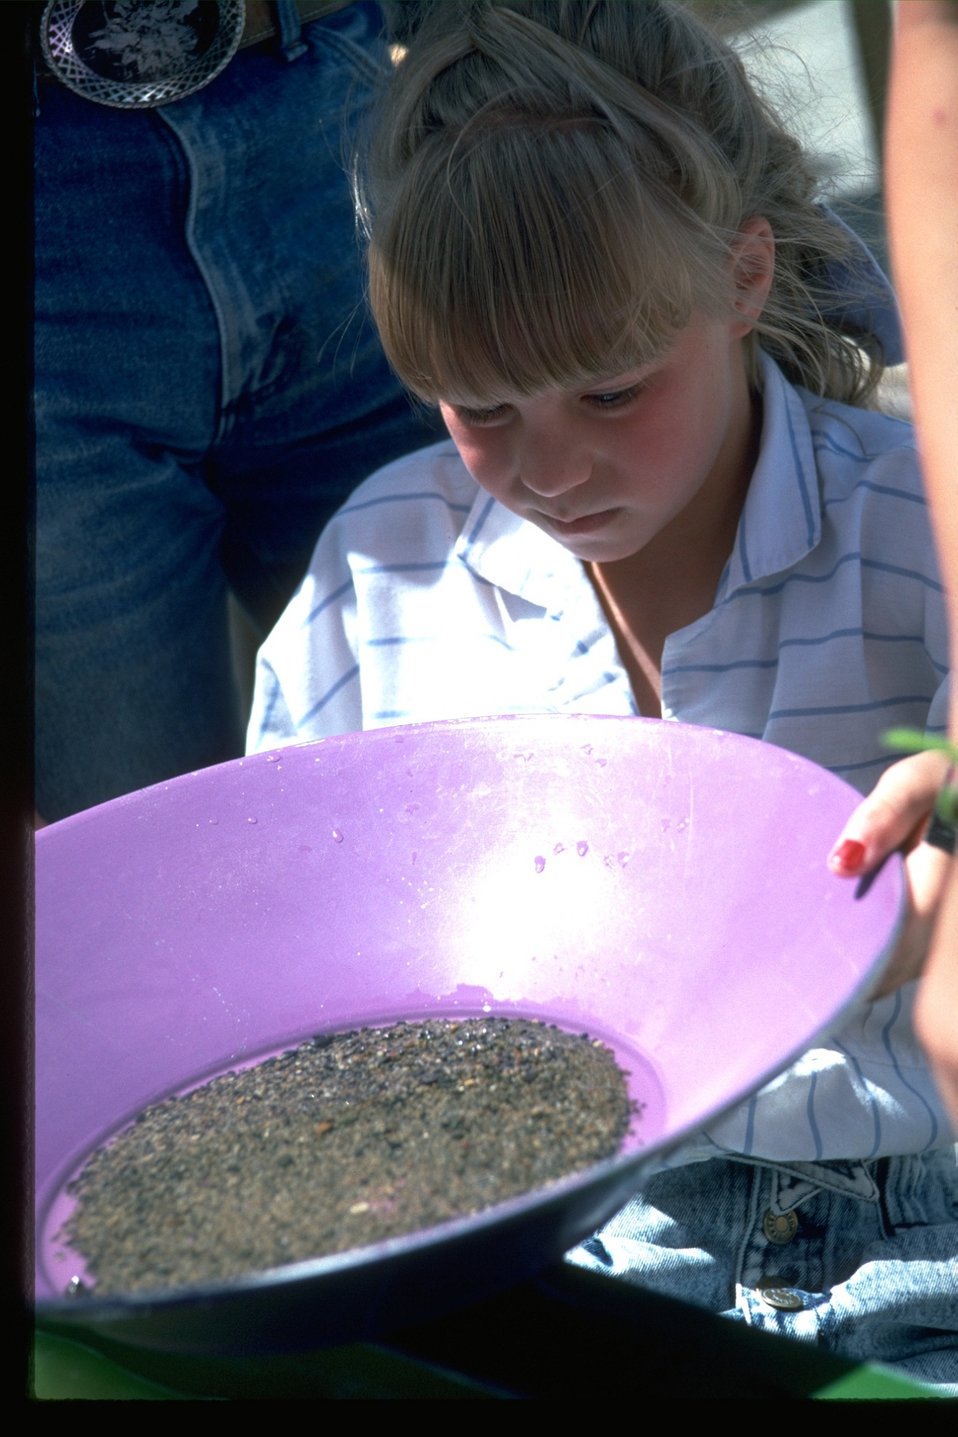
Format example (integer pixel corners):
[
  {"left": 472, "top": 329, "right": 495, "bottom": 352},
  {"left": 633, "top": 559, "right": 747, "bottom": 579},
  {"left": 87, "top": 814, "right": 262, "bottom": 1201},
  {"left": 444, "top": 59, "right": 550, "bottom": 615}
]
[
  {"left": 566, "top": 1147, "right": 958, "bottom": 1393},
  {"left": 34, "top": 1, "right": 443, "bottom": 820}
]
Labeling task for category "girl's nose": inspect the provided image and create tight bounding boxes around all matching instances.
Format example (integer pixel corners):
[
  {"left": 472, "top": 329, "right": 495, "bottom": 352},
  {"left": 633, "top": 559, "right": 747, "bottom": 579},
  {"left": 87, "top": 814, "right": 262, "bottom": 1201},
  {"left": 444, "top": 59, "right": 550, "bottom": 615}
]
[{"left": 518, "top": 433, "right": 593, "bottom": 498}]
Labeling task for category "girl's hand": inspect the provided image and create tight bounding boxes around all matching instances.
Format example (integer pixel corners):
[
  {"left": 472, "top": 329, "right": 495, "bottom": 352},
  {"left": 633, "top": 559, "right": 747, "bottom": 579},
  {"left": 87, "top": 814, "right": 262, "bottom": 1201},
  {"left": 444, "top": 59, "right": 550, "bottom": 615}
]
[{"left": 827, "top": 750, "right": 954, "bottom": 998}]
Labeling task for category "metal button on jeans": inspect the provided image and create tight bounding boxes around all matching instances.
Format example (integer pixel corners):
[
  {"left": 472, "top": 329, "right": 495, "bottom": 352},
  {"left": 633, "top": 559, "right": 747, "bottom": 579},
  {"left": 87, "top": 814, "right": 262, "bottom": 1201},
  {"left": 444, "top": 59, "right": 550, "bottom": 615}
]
[
  {"left": 762, "top": 1209, "right": 799, "bottom": 1245},
  {"left": 758, "top": 1282, "right": 805, "bottom": 1311}
]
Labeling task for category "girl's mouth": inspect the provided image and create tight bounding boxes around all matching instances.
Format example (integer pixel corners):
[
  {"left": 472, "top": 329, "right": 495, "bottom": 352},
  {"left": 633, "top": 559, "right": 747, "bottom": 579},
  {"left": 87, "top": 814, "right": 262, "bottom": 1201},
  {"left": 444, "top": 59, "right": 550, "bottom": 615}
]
[{"left": 542, "top": 508, "right": 620, "bottom": 538}]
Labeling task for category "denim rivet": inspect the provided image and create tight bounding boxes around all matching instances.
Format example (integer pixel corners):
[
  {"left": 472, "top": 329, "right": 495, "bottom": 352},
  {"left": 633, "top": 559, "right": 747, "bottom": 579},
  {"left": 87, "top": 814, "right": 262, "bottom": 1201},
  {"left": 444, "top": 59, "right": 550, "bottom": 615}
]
[
  {"left": 758, "top": 1282, "right": 804, "bottom": 1311},
  {"left": 762, "top": 1208, "right": 799, "bottom": 1245}
]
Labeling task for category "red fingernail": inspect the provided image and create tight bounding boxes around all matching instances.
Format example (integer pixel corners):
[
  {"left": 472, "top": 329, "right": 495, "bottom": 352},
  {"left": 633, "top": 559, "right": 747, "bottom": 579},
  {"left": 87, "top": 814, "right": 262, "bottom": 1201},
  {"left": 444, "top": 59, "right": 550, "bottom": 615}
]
[{"left": 830, "top": 838, "right": 866, "bottom": 873}]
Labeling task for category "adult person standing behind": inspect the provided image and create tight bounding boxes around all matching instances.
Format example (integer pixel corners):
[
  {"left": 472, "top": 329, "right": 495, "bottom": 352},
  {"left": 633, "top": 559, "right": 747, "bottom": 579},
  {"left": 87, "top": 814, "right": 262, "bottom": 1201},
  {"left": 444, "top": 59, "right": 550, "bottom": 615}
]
[
  {"left": 826, "top": 0, "right": 958, "bottom": 1123},
  {"left": 880, "top": 0, "right": 958, "bottom": 1125},
  {"left": 33, "top": 0, "right": 442, "bottom": 821}
]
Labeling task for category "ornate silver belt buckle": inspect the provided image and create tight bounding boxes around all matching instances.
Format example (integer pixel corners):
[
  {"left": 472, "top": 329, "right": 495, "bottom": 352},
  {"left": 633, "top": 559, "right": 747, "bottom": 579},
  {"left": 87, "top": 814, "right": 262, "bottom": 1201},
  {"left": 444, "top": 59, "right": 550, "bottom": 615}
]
[{"left": 40, "top": 0, "right": 247, "bottom": 109}]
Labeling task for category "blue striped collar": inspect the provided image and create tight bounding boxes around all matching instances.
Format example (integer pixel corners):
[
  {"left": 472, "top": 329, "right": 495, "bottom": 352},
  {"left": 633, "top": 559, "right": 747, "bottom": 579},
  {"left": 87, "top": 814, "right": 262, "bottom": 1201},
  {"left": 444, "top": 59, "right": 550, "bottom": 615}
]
[
  {"left": 455, "top": 489, "right": 583, "bottom": 616},
  {"left": 717, "top": 353, "right": 823, "bottom": 599}
]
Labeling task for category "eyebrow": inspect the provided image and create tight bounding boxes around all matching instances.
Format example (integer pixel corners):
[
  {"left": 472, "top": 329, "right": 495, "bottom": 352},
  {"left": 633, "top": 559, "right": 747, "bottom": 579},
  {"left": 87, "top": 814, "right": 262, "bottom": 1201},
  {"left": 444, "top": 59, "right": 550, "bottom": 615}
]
[
  {"left": 442, "top": 357, "right": 667, "bottom": 409},
  {"left": 435, "top": 330, "right": 679, "bottom": 410}
]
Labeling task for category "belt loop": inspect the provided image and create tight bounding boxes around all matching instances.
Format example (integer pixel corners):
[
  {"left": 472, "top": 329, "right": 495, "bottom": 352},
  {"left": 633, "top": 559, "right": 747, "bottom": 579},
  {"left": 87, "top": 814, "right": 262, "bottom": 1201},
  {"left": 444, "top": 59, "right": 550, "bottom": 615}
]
[{"left": 275, "top": 0, "right": 308, "bottom": 62}]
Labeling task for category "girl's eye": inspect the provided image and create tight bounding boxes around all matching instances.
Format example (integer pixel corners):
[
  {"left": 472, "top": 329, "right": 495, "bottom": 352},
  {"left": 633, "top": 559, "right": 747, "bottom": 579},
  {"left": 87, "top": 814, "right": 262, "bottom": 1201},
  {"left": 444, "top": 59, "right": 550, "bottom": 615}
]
[
  {"left": 451, "top": 403, "right": 511, "bottom": 427},
  {"left": 584, "top": 383, "right": 645, "bottom": 410}
]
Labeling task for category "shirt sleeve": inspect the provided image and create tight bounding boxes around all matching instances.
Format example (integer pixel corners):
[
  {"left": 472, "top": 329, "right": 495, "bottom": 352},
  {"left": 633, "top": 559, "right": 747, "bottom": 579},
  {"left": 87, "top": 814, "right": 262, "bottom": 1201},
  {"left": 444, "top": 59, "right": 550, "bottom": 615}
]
[
  {"left": 927, "top": 676, "right": 951, "bottom": 737},
  {"left": 246, "top": 533, "right": 364, "bottom": 752}
]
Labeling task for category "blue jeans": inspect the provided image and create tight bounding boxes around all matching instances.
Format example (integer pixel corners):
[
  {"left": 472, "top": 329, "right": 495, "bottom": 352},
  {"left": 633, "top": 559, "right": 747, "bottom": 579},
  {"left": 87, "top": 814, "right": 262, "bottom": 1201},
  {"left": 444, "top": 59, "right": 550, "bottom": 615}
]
[
  {"left": 567, "top": 1148, "right": 958, "bottom": 1392},
  {"left": 34, "top": 2, "right": 442, "bottom": 819}
]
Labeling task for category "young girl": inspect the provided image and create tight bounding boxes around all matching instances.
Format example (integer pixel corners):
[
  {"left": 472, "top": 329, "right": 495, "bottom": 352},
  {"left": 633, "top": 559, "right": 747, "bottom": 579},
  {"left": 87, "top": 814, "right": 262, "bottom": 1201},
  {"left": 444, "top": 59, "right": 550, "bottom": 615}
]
[{"left": 248, "top": 1, "right": 956, "bottom": 1384}]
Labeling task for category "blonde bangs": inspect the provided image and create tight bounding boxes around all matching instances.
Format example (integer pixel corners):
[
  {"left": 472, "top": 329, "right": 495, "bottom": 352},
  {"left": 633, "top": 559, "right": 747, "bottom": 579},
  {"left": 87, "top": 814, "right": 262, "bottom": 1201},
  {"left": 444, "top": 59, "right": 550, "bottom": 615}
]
[
  {"left": 359, "top": 2, "right": 887, "bottom": 409},
  {"left": 368, "top": 112, "right": 732, "bottom": 405}
]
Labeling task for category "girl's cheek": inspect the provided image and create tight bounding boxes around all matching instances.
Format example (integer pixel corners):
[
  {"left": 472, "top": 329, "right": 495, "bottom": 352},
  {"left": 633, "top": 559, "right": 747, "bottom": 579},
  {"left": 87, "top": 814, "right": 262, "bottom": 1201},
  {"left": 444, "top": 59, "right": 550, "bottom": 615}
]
[{"left": 452, "top": 434, "right": 511, "bottom": 494}]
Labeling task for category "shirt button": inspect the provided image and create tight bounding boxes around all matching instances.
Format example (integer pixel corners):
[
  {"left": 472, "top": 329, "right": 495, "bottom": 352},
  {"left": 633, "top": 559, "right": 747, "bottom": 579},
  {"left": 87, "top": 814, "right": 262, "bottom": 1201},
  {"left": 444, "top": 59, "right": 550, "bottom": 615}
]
[
  {"left": 758, "top": 1282, "right": 805, "bottom": 1311},
  {"left": 762, "top": 1209, "right": 799, "bottom": 1245}
]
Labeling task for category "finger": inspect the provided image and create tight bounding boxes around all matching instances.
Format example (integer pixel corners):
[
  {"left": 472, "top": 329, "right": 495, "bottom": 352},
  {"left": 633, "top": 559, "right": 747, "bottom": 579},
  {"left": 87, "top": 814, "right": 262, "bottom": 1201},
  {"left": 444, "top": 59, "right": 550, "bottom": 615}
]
[
  {"left": 827, "top": 749, "right": 951, "bottom": 877},
  {"left": 868, "top": 841, "right": 952, "bottom": 997}
]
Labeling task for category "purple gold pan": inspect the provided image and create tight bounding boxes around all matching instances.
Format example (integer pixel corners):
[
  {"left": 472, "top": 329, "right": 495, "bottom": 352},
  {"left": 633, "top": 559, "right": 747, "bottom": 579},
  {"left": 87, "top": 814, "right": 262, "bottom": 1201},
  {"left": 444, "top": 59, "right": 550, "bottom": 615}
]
[{"left": 34, "top": 714, "right": 902, "bottom": 1355}]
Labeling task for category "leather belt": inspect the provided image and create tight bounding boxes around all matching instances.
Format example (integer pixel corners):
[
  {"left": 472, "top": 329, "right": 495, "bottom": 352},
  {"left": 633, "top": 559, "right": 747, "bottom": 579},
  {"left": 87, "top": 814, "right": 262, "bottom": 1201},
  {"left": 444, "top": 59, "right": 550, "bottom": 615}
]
[
  {"left": 240, "top": 0, "right": 354, "bottom": 50},
  {"left": 38, "top": 1, "right": 356, "bottom": 109}
]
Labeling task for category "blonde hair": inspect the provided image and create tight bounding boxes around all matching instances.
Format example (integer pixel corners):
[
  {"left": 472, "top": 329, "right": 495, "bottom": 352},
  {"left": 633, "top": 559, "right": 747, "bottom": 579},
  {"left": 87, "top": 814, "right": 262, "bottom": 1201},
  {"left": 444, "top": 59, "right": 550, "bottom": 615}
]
[{"left": 358, "top": 0, "right": 886, "bottom": 407}]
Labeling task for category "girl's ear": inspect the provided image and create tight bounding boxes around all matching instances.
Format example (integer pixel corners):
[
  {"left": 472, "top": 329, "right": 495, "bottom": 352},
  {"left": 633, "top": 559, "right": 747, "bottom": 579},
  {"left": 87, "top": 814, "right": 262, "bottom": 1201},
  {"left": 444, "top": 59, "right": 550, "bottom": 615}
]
[{"left": 729, "top": 215, "right": 775, "bottom": 337}]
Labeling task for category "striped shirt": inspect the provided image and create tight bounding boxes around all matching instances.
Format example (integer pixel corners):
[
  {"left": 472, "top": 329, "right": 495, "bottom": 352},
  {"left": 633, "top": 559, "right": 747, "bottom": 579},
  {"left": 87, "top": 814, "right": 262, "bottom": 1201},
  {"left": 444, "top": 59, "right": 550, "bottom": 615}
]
[{"left": 248, "top": 353, "right": 953, "bottom": 1167}]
